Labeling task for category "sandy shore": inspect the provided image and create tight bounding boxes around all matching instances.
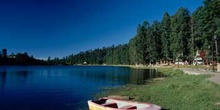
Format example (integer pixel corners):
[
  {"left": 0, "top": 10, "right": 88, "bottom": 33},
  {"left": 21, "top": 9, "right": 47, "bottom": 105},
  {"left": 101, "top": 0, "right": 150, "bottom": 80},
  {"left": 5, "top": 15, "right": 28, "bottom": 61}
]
[{"left": 180, "top": 68, "right": 220, "bottom": 85}]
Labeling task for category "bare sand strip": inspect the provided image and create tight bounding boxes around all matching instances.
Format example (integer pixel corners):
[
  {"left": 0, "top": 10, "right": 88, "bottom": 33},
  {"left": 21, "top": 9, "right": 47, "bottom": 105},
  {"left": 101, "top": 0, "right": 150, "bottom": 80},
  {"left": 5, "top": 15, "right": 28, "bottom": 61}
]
[{"left": 180, "top": 68, "right": 220, "bottom": 85}]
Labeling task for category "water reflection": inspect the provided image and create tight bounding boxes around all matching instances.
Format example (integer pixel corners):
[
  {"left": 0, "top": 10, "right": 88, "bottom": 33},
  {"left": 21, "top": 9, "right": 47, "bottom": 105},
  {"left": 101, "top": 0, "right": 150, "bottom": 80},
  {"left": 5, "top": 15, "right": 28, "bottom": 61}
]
[
  {"left": 62, "top": 66, "right": 165, "bottom": 85},
  {"left": 0, "top": 66, "right": 165, "bottom": 110},
  {"left": 129, "top": 68, "right": 165, "bottom": 84},
  {"left": 0, "top": 70, "right": 30, "bottom": 91},
  {"left": 0, "top": 66, "right": 165, "bottom": 89},
  {"left": 0, "top": 71, "right": 6, "bottom": 91},
  {"left": 13, "top": 71, "right": 29, "bottom": 77}
]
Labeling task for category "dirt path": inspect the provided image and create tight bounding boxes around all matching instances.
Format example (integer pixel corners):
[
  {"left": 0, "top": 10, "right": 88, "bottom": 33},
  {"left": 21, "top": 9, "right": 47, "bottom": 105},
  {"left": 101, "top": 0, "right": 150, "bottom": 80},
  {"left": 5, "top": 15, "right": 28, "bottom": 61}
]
[{"left": 180, "top": 68, "right": 220, "bottom": 85}]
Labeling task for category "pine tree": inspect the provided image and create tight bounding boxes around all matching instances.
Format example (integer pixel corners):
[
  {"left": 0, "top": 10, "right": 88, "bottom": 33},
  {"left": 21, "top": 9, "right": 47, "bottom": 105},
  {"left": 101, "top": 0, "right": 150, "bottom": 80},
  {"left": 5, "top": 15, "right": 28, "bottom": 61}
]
[{"left": 161, "top": 12, "right": 172, "bottom": 61}]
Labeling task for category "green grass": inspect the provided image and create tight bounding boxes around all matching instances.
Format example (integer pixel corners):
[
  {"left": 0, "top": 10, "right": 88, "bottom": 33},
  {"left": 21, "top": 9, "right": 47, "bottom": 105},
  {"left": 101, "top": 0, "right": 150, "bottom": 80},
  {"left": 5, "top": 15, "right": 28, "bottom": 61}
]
[{"left": 98, "top": 68, "right": 220, "bottom": 110}]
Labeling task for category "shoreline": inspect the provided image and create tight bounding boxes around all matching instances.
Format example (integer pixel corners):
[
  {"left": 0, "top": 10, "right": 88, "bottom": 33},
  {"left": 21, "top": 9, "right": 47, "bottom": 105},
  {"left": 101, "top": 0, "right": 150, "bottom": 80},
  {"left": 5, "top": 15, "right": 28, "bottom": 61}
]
[{"left": 96, "top": 66, "right": 220, "bottom": 110}]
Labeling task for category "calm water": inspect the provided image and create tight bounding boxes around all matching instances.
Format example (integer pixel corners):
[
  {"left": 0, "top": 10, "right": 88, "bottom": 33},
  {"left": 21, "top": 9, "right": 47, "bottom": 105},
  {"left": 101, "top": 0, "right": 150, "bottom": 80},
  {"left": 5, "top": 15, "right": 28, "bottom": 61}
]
[{"left": 0, "top": 66, "right": 163, "bottom": 110}]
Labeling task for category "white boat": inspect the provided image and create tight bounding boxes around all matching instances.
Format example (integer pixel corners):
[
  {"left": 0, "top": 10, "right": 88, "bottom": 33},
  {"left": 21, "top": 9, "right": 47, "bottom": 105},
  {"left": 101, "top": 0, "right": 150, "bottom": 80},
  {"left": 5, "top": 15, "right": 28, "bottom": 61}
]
[{"left": 88, "top": 97, "right": 161, "bottom": 110}]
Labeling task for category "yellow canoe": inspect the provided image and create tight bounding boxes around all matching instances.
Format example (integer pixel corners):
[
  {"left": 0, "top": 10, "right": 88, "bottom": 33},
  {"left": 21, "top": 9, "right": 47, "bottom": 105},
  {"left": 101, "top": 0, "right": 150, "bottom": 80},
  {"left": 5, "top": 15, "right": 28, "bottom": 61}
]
[{"left": 88, "top": 97, "right": 161, "bottom": 110}]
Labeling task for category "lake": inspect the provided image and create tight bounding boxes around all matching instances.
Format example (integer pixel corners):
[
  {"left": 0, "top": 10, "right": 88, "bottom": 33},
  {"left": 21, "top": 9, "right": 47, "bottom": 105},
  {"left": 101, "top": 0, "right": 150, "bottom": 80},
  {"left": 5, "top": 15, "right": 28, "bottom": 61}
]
[{"left": 0, "top": 66, "right": 163, "bottom": 110}]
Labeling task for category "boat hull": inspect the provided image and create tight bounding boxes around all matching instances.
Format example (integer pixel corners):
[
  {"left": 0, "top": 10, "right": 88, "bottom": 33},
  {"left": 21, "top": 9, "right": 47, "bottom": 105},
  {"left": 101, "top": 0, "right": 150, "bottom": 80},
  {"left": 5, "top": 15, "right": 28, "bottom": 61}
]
[{"left": 87, "top": 97, "right": 161, "bottom": 110}]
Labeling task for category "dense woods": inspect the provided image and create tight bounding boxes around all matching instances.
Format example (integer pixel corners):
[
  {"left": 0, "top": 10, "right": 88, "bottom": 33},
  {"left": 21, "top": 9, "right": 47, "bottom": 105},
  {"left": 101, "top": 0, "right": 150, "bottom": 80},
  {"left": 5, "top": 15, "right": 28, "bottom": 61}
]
[
  {"left": 51, "top": 0, "right": 220, "bottom": 65},
  {"left": 48, "top": 45, "right": 130, "bottom": 65}
]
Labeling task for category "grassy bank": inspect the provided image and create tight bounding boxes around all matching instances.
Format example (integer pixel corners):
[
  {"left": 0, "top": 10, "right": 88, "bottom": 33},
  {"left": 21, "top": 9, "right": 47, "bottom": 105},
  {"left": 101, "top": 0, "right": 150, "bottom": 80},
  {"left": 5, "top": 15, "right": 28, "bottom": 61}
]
[{"left": 98, "top": 68, "right": 220, "bottom": 110}]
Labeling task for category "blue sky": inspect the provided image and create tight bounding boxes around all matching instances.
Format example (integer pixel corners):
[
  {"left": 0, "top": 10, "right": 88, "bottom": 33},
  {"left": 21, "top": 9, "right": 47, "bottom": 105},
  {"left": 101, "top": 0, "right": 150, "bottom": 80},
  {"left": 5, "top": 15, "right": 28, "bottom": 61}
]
[{"left": 0, "top": 0, "right": 203, "bottom": 59}]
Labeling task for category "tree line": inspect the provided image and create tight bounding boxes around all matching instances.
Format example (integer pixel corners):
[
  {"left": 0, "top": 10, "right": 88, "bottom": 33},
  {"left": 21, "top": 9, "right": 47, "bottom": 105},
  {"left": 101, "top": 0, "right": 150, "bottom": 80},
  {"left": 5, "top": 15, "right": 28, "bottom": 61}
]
[
  {"left": 50, "top": 0, "right": 220, "bottom": 65},
  {"left": 0, "top": 49, "right": 47, "bottom": 65}
]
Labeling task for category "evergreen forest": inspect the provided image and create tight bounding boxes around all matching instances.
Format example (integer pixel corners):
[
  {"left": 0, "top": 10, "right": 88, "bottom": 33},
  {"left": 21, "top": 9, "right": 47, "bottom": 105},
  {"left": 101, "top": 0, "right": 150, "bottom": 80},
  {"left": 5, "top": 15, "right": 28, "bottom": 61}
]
[{"left": 50, "top": 0, "right": 220, "bottom": 65}]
